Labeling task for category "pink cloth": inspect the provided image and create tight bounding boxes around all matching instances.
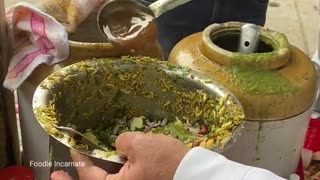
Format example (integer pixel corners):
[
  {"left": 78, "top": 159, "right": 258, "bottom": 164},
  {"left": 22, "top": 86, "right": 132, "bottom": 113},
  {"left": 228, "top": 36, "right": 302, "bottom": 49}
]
[
  {"left": 3, "top": 2, "right": 68, "bottom": 90},
  {"left": 3, "top": 0, "right": 102, "bottom": 90}
]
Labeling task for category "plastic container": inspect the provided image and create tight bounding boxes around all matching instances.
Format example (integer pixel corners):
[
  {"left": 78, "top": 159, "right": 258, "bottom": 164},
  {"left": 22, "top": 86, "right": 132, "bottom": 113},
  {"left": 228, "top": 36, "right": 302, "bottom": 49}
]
[
  {"left": 304, "top": 113, "right": 320, "bottom": 152},
  {"left": 296, "top": 158, "right": 305, "bottom": 180},
  {"left": 296, "top": 113, "right": 320, "bottom": 180},
  {"left": 0, "top": 165, "right": 34, "bottom": 180}
]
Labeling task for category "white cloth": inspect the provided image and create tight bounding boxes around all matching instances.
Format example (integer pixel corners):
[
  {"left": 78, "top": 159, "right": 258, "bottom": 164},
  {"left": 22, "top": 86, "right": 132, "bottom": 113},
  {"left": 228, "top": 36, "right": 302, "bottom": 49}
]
[
  {"left": 3, "top": 0, "right": 103, "bottom": 90},
  {"left": 174, "top": 147, "right": 286, "bottom": 180}
]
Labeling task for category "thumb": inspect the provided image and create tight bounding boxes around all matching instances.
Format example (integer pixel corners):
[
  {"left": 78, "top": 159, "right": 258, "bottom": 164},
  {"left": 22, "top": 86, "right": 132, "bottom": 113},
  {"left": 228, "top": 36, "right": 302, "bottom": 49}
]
[
  {"left": 115, "top": 132, "right": 144, "bottom": 160},
  {"left": 51, "top": 170, "right": 73, "bottom": 180},
  {"left": 70, "top": 150, "right": 109, "bottom": 180},
  {"left": 70, "top": 149, "right": 94, "bottom": 168}
]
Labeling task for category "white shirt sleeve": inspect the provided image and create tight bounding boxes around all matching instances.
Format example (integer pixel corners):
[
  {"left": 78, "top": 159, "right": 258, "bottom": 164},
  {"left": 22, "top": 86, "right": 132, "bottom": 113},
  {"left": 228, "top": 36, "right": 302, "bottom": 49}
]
[{"left": 174, "top": 147, "right": 286, "bottom": 180}]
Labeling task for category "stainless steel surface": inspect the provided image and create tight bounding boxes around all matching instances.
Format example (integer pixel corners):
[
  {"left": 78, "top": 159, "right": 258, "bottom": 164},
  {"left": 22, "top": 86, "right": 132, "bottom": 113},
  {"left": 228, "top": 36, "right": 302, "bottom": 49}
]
[
  {"left": 223, "top": 108, "right": 312, "bottom": 178},
  {"left": 0, "top": 0, "right": 9, "bottom": 74},
  {"left": 97, "top": 0, "right": 152, "bottom": 41},
  {"left": 238, "top": 24, "right": 261, "bottom": 54},
  {"left": 32, "top": 58, "right": 245, "bottom": 172},
  {"left": 0, "top": 0, "right": 9, "bottom": 168},
  {"left": 0, "top": 0, "right": 21, "bottom": 167},
  {"left": 97, "top": 0, "right": 191, "bottom": 37}
]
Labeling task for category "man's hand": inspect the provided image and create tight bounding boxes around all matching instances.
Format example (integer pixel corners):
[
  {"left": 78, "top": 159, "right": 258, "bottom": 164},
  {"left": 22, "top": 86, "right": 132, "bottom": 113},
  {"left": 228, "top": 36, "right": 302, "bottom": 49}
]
[{"left": 51, "top": 132, "right": 189, "bottom": 180}]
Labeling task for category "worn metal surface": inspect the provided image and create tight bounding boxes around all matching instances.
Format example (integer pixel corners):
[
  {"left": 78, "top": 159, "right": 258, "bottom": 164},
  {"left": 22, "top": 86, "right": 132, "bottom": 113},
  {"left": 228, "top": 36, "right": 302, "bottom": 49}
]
[
  {"left": 0, "top": 2, "right": 8, "bottom": 168},
  {"left": 0, "top": 0, "right": 21, "bottom": 169},
  {"left": 223, "top": 107, "right": 312, "bottom": 178}
]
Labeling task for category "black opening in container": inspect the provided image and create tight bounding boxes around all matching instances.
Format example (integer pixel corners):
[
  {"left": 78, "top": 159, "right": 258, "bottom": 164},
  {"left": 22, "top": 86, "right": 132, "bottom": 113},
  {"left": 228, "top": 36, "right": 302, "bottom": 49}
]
[{"left": 210, "top": 30, "right": 274, "bottom": 53}]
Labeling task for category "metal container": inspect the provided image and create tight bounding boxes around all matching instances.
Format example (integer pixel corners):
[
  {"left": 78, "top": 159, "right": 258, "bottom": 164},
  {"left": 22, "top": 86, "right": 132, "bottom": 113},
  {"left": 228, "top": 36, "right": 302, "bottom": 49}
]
[
  {"left": 32, "top": 57, "right": 245, "bottom": 174},
  {"left": 0, "top": 0, "right": 11, "bottom": 168},
  {"left": 168, "top": 21, "right": 318, "bottom": 178},
  {"left": 15, "top": 2, "right": 163, "bottom": 179},
  {"left": 0, "top": 0, "right": 20, "bottom": 168}
]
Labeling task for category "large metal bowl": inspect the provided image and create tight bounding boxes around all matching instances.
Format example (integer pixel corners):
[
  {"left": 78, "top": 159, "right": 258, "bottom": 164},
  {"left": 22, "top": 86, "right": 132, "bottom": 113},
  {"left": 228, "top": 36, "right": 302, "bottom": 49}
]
[{"left": 32, "top": 57, "right": 245, "bottom": 171}]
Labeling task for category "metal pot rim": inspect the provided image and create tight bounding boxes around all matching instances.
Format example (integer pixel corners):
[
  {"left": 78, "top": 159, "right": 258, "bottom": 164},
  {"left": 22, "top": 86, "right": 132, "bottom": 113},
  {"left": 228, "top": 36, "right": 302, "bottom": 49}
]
[{"left": 32, "top": 57, "right": 246, "bottom": 164}]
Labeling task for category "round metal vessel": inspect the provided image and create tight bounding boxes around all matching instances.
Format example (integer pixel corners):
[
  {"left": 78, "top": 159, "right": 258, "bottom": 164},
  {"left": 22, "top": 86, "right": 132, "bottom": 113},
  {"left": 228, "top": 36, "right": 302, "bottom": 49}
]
[
  {"left": 16, "top": 5, "right": 162, "bottom": 179},
  {"left": 32, "top": 57, "right": 245, "bottom": 172},
  {"left": 168, "top": 21, "right": 318, "bottom": 178}
]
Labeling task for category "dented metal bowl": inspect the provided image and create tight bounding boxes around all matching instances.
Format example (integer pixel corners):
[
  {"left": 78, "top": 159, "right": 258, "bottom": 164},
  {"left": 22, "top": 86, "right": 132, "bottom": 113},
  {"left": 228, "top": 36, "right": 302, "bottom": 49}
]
[{"left": 32, "top": 57, "right": 245, "bottom": 171}]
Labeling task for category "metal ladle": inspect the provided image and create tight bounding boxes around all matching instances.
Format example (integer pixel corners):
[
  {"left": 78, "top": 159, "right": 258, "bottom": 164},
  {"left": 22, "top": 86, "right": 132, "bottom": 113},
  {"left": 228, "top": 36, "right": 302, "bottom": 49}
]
[
  {"left": 54, "top": 125, "right": 128, "bottom": 163},
  {"left": 97, "top": 0, "right": 191, "bottom": 45},
  {"left": 54, "top": 125, "right": 108, "bottom": 151},
  {"left": 238, "top": 23, "right": 261, "bottom": 54}
]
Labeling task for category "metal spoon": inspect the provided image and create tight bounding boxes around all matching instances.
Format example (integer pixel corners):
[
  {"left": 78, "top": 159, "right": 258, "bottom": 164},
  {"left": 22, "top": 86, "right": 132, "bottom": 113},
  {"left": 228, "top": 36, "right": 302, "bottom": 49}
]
[
  {"left": 54, "top": 125, "right": 108, "bottom": 151},
  {"left": 97, "top": 0, "right": 191, "bottom": 45},
  {"left": 54, "top": 125, "right": 128, "bottom": 163}
]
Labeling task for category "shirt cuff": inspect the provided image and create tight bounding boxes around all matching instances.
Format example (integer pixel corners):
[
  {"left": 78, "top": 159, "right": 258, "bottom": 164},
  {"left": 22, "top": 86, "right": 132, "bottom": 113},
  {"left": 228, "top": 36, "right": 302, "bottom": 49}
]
[{"left": 173, "top": 147, "right": 253, "bottom": 180}]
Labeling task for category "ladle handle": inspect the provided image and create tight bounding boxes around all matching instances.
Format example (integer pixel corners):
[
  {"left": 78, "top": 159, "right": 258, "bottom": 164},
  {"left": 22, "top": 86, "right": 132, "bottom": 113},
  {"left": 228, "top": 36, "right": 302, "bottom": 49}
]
[
  {"left": 238, "top": 24, "right": 261, "bottom": 54},
  {"left": 149, "top": 0, "right": 192, "bottom": 18}
]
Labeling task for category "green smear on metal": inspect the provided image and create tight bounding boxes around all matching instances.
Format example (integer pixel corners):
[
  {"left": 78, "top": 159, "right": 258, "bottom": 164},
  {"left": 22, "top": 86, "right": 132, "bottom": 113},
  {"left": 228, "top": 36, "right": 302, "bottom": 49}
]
[
  {"left": 222, "top": 66, "right": 297, "bottom": 95},
  {"left": 231, "top": 31, "right": 289, "bottom": 69},
  {"left": 34, "top": 56, "right": 245, "bottom": 154},
  {"left": 232, "top": 51, "right": 277, "bottom": 68}
]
